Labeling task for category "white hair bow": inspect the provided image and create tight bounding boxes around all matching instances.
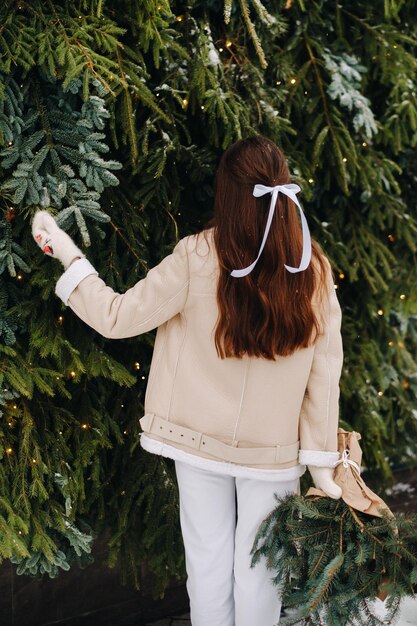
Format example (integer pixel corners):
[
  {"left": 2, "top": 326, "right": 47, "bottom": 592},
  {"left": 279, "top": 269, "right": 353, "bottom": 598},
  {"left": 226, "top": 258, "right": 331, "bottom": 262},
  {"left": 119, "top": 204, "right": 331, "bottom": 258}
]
[{"left": 230, "top": 183, "right": 312, "bottom": 278}]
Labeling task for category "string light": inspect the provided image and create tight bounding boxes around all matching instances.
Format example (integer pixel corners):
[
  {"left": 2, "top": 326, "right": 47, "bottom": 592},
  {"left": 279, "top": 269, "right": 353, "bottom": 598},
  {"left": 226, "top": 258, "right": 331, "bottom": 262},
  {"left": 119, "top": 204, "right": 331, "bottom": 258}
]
[
  {"left": 6, "top": 447, "right": 12, "bottom": 455},
  {"left": 32, "top": 458, "right": 37, "bottom": 464},
  {"left": 134, "top": 362, "right": 141, "bottom": 370},
  {"left": 377, "top": 391, "right": 384, "bottom": 397},
  {"left": 225, "top": 40, "right": 232, "bottom": 48},
  {"left": 124, "top": 430, "right": 128, "bottom": 435},
  {"left": 219, "top": 47, "right": 224, "bottom": 52},
  {"left": 362, "top": 142, "right": 367, "bottom": 147},
  {"left": 276, "top": 81, "right": 282, "bottom": 85},
  {"left": 16, "top": 274, "right": 23, "bottom": 280},
  {"left": 377, "top": 309, "right": 384, "bottom": 316},
  {"left": 290, "top": 78, "right": 296, "bottom": 85},
  {"left": 388, "top": 341, "right": 394, "bottom": 347},
  {"left": 339, "top": 273, "right": 345, "bottom": 279},
  {"left": 400, "top": 294, "right": 406, "bottom": 300},
  {"left": 182, "top": 98, "right": 188, "bottom": 107},
  {"left": 175, "top": 15, "right": 184, "bottom": 21},
  {"left": 308, "top": 178, "right": 314, "bottom": 184},
  {"left": 70, "top": 371, "right": 76, "bottom": 378},
  {"left": 403, "top": 380, "right": 410, "bottom": 389},
  {"left": 57, "top": 315, "right": 64, "bottom": 324},
  {"left": 398, "top": 341, "right": 405, "bottom": 349},
  {"left": 342, "top": 157, "right": 347, "bottom": 162},
  {"left": 120, "top": 490, "right": 126, "bottom": 496},
  {"left": 201, "top": 105, "right": 205, "bottom": 110},
  {"left": 388, "top": 234, "right": 395, "bottom": 242},
  {"left": 81, "top": 423, "right": 89, "bottom": 430},
  {"left": 141, "top": 376, "right": 146, "bottom": 380}
]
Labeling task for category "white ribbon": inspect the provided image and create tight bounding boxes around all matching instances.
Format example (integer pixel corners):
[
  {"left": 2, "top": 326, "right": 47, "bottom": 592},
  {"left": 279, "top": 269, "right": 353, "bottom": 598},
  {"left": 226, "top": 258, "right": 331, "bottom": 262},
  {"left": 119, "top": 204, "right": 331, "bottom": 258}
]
[
  {"left": 230, "top": 183, "right": 312, "bottom": 278},
  {"left": 334, "top": 449, "right": 361, "bottom": 474}
]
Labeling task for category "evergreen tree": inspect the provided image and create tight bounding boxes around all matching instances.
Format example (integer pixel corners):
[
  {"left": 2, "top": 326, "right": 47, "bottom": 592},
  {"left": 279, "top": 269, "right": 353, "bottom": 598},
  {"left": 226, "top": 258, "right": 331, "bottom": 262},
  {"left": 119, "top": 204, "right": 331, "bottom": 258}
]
[{"left": 1, "top": 0, "right": 417, "bottom": 592}]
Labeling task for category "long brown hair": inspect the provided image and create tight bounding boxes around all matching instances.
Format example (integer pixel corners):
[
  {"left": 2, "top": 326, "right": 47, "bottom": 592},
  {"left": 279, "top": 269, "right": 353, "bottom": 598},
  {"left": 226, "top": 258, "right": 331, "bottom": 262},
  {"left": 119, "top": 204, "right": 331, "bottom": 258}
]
[{"left": 211, "top": 135, "right": 327, "bottom": 360}]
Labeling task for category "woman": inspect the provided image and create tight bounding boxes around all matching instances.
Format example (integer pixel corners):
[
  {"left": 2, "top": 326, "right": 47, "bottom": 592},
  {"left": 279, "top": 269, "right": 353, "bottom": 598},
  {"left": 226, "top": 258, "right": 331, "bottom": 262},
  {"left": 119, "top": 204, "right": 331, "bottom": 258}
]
[{"left": 32, "top": 135, "right": 343, "bottom": 626}]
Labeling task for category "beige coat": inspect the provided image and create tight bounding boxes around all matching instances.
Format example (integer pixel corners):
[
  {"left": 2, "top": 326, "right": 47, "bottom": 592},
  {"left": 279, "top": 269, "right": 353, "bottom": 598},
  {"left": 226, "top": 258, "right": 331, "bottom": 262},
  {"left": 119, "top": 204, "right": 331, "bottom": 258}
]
[{"left": 55, "top": 230, "right": 343, "bottom": 480}]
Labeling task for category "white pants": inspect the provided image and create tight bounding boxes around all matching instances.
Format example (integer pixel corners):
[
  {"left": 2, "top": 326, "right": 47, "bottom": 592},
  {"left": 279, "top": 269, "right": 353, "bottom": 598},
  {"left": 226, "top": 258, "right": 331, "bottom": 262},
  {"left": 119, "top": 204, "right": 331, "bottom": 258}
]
[{"left": 175, "top": 461, "right": 299, "bottom": 626}]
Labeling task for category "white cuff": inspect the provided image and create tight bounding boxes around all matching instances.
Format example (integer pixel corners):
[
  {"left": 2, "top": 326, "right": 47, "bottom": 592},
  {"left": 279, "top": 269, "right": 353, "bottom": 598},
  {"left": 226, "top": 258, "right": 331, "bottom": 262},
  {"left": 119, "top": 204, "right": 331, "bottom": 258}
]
[
  {"left": 55, "top": 258, "right": 98, "bottom": 305},
  {"left": 298, "top": 449, "right": 339, "bottom": 467}
]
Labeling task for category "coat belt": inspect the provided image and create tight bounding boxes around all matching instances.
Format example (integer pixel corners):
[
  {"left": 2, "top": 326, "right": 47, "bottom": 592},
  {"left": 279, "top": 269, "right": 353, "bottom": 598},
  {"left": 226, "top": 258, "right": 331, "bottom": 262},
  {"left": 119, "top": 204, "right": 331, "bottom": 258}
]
[{"left": 139, "top": 413, "right": 300, "bottom": 466}]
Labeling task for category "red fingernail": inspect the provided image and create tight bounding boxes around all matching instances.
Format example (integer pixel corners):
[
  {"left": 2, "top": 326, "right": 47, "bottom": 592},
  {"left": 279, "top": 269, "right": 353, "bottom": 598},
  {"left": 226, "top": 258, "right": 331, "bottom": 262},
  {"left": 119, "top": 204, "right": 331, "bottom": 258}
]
[{"left": 43, "top": 246, "right": 53, "bottom": 254}]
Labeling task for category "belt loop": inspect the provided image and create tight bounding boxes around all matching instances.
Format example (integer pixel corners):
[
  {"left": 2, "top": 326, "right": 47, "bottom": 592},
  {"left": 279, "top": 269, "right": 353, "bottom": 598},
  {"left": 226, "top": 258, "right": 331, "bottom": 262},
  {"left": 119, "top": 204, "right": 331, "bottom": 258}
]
[
  {"left": 193, "top": 432, "right": 202, "bottom": 450},
  {"left": 274, "top": 445, "right": 281, "bottom": 464}
]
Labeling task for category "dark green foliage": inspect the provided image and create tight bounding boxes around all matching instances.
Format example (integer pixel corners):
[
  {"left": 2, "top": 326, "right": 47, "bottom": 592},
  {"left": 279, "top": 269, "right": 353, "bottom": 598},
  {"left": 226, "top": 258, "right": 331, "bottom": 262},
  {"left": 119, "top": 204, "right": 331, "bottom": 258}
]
[
  {"left": 0, "top": 0, "right": 417, "bottom": 594},
  {"left": 252, "top": 494, "right": 417, "bottom": 625}
]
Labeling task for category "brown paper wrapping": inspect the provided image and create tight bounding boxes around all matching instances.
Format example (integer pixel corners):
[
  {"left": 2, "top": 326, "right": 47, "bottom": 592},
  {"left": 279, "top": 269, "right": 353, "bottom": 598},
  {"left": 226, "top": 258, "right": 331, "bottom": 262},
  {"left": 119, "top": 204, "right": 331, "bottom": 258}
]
[{"left": 306, "top": 428, "right": 394, "bottom": 518}]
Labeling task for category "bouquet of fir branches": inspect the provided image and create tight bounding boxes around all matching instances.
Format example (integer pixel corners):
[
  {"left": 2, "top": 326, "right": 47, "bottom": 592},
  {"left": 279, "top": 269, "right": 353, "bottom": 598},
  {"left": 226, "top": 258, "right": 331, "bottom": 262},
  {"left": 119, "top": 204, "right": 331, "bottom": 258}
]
[{"left": 251, "top": 430, "right": 417, "bottom": 625}]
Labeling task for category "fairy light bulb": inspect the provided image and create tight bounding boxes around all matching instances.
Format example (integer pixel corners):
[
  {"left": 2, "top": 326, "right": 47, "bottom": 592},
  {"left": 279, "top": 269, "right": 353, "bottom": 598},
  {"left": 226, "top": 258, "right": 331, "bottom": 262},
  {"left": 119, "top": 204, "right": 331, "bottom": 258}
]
[
  {"left": 400, "top": 294, "right": 406, "bottom": 300},
  {"left": 290, "top": 78, "right": 296, "bottom": 85},
  {"left": 134, "top": 362, "right": 141, "bottom": 370},
  {"left": 377, "top": 309, "right": 384, "bottom": 316},
  {"left": 6, "top": 447, "right": 12, "bottom": 455},
  {"left": 225, "top": 40, "right": 232, "bottom": 48},
  {"left": 70, "top": 371, "right": 76, "bottom": 378}
]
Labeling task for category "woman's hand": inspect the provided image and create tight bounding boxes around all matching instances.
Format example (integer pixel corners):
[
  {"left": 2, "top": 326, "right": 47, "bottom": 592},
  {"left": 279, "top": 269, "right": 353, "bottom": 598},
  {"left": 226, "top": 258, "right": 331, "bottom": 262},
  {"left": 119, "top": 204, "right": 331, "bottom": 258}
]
[
  {"left": 32, "top": 211, "right": 84, "bottom": 269},
  {"left": 308, "top": 466, "right": 342, "bottom": 499}
]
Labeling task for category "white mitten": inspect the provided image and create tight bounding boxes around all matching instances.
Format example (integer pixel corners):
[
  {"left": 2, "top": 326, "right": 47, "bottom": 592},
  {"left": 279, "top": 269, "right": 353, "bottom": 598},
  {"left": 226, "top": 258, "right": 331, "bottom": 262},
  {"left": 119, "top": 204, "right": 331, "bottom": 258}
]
[
  {"left": 32, "top": 211, "right": 84, "bottom": 269},
  {"left": 308, "top": 466, "right": 342, "bottom": 500}
]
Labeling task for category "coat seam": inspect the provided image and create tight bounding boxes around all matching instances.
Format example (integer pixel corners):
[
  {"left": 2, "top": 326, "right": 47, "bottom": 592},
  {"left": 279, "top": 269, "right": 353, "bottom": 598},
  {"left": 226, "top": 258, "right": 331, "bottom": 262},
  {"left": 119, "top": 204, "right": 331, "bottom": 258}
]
[
  {"left": 232, "top": 359, "right": 251, "bottom": 445},
  {"left": 110, "top": 279, "right": 190, "bottom": 336}
]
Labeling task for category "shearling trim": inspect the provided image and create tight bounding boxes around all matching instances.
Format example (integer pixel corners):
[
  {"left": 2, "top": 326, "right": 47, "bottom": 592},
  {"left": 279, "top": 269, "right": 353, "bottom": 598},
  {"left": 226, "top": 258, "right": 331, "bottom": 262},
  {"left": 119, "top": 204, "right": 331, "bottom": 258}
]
[
  {"left": 55, "top": 258, "right": 98, "bottom": 305},
  {"left": 299, "top": 449, "right": 339, "bottom": 467},
  {"left": 140, "top": 434, "right": 306, "bottom": 482}
]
